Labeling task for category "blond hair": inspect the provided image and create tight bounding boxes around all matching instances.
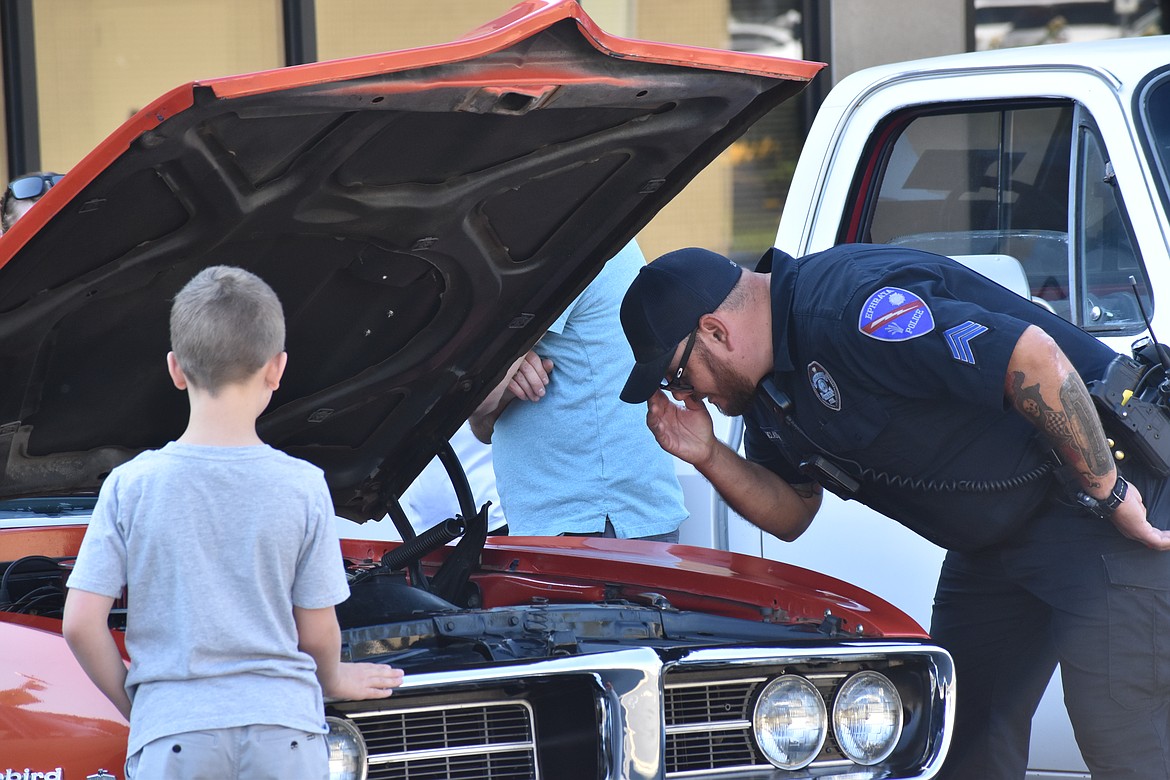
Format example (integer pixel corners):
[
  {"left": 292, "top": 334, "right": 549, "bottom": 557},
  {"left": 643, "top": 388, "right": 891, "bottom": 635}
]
[{"left": 169, "top": 266, "right": 285, "bottom": 394}]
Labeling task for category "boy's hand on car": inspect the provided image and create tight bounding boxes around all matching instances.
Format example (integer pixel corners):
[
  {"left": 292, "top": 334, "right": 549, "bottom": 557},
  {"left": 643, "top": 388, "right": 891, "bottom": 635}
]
[{"left": 329, "top": 662, "right": 405, "bottom": 700}]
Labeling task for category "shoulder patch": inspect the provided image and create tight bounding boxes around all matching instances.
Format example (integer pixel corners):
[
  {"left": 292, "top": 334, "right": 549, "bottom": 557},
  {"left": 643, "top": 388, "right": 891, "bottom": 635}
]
[
  {"left": 944, "top": 321, "right": 989, "bottom": 364},
  {"left": 807, "top": 361, "right": 841, "bottom": 411},
  {"left": 858, "top": 286, "right": 934, "bottom": 341}
]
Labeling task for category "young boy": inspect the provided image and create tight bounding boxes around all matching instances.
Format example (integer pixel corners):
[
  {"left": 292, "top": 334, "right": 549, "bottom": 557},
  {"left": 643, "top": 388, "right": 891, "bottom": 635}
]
[{"left": 63, "top": 265, "right": 403, "bottom": 779}]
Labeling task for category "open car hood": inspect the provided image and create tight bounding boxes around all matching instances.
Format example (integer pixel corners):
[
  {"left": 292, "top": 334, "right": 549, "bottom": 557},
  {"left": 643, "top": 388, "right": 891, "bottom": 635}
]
[{"left": 0, "top": 0, "right": 820, "bottom": 520}]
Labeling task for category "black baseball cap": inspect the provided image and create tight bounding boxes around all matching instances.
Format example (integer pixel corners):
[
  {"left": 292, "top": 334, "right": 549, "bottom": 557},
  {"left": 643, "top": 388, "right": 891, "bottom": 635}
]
[{"left": 619, "top": 247, "right": 743, "bottom": 403}]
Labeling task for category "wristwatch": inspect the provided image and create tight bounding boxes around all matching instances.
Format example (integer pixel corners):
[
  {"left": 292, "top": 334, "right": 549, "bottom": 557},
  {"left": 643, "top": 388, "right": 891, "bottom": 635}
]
[{"left": 1074, "top": 473, "right": 1128, "bottom": 519}]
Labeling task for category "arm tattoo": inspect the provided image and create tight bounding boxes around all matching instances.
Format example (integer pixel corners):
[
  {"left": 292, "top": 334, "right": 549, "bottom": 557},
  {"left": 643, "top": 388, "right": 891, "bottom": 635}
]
[
  {"left": 1059, "top": 374, "right": 1113, "bottom": 479},
  {"left": 1009, "top": 370, "right": 1112, "bottom": 484},
  {"left": 1011, "top": 370, "right": 1071, "bottom": 445},
  {"left": 791, "top": 482, "right": 821, "bottom": 499}
]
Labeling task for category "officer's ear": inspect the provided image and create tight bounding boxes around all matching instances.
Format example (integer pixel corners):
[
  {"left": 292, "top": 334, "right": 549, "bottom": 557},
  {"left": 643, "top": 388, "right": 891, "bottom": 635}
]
[{"left": 697, "top": 313, "right": 734, "bottom": 354}]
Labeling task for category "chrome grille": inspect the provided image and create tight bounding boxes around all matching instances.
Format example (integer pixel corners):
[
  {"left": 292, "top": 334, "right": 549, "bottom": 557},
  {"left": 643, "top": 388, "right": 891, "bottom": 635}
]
[
  {"left": 665, "top": 678, "right": 759, "bottom": 725},
  {"left": 332, "top": 643, "right": 952, "bottom": 779},
  {"left": 351, "top": 700, "right": 538, "bottom": 780},
  {"left": 368, "top": 752, "right": 535, "bottom": 780},
  {"left": 664, "top": 673, "right": 850, "bottom": 776},
  {"left": 667, "top": 726, "right": 758, "bottom": 773}
]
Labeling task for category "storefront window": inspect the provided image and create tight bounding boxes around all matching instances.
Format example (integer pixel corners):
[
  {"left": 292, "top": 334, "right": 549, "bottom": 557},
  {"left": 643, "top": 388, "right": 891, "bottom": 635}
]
[
  {"left": 33, "top": 0, "right": 282, "bottom": 172},
  {"left": 316, "top": 0, "right": 519, "bottom": 60},
  {"left": 974, "top": 0, "right": 1162, "bottom": 50},
  {"left": 7, "top": 1, "right": 809, "bottom": 266},
  {"left": 728, "top": 0, "right": 805, "bottom": 262}
]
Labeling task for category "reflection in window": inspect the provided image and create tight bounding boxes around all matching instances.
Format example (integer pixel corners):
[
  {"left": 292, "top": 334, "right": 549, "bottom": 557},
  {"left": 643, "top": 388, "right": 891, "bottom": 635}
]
[
  {"left": 974, "top": 0, "right": 1162, "bottom": 50},
  {"left": 728, "top": 0, "right": 804, "bottom": 262},
  {"left": 1076, "top": 123, "right": 1150, "bottom": 329},
  {"left": 869, "top": 106, "right": 1072, "bottom": 241},
  {"left": 861, "top": 102, "right": 1150, "bottom": 334}
]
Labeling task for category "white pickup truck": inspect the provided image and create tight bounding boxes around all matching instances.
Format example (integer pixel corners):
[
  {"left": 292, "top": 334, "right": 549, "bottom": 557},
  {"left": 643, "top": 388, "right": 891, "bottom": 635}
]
[{"left": 683, "top": 35, "right": 1170, "bottom": 779}]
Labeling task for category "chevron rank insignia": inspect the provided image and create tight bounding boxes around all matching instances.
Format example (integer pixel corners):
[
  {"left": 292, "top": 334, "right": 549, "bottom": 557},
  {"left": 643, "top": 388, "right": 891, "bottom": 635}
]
[{"left": 944, "top": 321, "right": 989, "bottom": 364}]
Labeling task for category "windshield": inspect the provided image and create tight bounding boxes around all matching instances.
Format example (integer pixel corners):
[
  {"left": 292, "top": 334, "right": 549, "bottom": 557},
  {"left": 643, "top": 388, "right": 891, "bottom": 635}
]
[{"left": 1140, "top": 70, "right": 1170, "bottom": 223}]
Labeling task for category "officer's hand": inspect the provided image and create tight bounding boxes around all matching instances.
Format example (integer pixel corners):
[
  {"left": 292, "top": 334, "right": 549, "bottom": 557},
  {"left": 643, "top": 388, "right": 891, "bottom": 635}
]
[
  {"left": 646, "top": 390, "right": 716, "bottom": 465},
  {"left": 1108, "top": 481, "right": 1170, "bottom": 551}
]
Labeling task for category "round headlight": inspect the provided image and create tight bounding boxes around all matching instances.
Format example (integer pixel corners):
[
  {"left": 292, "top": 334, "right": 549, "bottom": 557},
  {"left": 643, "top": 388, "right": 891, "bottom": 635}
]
[
  {"left": 753, "top": 674, "right": 828, "bottom": 770},
  {"left": 832, "top": 670, "right": 904, "bottom": 766},
  {"left": 325, "top": 716, "right": 368, "bottom": 780}
]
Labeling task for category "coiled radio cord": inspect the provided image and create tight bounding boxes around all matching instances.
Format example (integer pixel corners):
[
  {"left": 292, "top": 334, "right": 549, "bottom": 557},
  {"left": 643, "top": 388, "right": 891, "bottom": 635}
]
[{"left": 854, "top": 458, "right": 1057, "bottom": 494}]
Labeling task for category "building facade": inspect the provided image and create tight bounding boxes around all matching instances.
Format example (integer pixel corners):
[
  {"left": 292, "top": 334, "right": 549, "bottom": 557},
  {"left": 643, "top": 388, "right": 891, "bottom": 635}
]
[{"left": 0, "top": 0, "right": 1160, "bottom": 257}]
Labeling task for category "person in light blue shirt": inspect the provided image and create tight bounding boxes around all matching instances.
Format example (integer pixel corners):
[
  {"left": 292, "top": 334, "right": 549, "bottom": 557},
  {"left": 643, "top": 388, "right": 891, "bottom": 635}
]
[{"left": 471, "top": 240, "right": 688, "bottom": 540}]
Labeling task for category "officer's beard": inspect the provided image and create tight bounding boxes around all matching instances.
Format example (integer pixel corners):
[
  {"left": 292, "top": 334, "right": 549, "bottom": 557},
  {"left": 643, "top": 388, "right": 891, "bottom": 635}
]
[{"left": 696, "top": 342, "right": 757, "bottom": 418}]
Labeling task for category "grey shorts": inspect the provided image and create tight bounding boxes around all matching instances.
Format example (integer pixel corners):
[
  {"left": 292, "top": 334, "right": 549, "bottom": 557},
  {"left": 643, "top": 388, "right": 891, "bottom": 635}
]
[{"left": 125, "top": 724, "right": 328, "bottom": 780}]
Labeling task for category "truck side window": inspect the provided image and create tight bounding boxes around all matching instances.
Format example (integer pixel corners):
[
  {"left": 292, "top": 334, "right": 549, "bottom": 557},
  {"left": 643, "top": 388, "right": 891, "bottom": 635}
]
[
  {"left": 857, "top": 101, "right": 1149, "bottom": 334},
  {"left": 1077, "top": 124, "right": 1150, "bottom": 329},
  {"left": 1142, "top": 75, "right": 1170, "bottom": 206}
]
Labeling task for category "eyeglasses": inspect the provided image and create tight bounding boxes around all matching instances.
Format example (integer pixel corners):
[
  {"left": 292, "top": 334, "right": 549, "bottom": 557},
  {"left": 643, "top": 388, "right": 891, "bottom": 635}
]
[
  {"left": 661, "top": 327, "right": 698, "bottom": 393},
  {"left": 8, "top": 173, "right": 64, "bottom": 201}
]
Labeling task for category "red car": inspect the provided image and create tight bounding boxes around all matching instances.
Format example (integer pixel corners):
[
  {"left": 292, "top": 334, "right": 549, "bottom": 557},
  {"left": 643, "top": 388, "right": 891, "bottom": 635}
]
[{"left": 0, "top": 2, "right": 954, "bottom": 778}]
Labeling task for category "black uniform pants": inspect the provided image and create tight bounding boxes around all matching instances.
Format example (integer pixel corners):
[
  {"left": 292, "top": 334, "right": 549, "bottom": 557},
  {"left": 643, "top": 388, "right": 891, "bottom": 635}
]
[{"left": 931, "top": 472, "right": 1170, "bottom": 780}]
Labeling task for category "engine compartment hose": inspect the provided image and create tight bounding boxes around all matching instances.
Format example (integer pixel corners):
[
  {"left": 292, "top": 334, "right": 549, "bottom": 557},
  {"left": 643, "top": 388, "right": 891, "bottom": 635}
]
[{"left": 380, "top": 516, "right": 466, "bottom": 571}]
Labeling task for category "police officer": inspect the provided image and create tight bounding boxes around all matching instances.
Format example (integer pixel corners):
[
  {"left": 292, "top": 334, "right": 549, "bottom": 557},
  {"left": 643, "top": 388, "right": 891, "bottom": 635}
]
[{"left": 619, "top": 244, "right": 1170, "bottom": 779}]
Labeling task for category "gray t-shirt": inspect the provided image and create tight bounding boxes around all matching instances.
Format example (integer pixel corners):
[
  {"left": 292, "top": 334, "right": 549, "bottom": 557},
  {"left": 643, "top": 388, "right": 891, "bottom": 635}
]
[{"left": 67, "top": 442, "right": 351, "bottom": 756}]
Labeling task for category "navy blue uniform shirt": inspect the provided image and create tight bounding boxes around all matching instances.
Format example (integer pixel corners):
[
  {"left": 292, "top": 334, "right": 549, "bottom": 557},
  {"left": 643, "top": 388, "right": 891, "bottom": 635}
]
[{"left": 744, "top": 244, "right": 1117, "bottom": 550}]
